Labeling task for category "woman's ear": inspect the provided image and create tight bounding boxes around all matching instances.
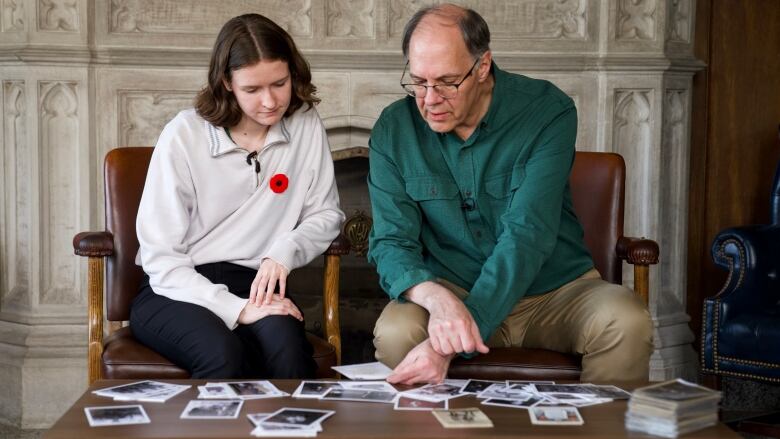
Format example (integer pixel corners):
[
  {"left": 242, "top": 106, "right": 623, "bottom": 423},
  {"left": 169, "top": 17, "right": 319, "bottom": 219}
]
[{"left": 222, "top": 78, "right": 232, "bottom": 92}]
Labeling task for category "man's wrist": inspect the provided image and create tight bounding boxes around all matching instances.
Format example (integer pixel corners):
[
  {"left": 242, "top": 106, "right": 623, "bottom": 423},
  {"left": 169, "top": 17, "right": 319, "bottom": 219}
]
[{"left": 405, "top": 281, "right": 446, "bottom": 312}]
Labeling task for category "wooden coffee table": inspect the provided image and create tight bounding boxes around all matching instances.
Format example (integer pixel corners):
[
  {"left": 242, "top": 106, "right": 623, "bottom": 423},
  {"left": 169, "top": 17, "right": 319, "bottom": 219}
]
[{"left": 44, "top": 379, "right": 740, "bottom": 438}]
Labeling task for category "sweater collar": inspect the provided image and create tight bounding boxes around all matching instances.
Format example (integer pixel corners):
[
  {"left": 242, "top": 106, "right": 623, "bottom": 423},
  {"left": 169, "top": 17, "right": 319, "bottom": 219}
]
[{"left": 206, "top": 117, "right": 290, "bottom": 157}]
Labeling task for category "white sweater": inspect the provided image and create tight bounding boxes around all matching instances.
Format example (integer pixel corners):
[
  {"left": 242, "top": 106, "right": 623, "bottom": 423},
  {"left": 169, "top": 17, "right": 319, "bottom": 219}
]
[{"left": 136, "top": 107, "right": 345, "bottom": 329}]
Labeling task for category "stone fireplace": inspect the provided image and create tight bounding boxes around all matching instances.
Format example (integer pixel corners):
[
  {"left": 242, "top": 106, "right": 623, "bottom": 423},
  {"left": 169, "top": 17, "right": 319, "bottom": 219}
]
[{"left": 0, "top": 0, "right": 701, "bottom": 428}]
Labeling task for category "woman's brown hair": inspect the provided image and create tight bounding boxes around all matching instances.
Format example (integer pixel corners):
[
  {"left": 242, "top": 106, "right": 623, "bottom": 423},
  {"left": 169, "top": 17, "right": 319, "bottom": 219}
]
[{"left": 195, "top": 13, "right": 319, "bottom": 127}]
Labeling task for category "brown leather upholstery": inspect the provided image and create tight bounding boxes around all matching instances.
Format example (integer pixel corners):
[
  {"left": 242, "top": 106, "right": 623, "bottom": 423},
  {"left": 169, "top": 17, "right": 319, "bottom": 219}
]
[
  {"left": 75, "top": 147, "right": 339, "bottom": 382},
  {"left": 448, "top": 151, "right": 657, "bottom": 381},
  {"left": 102, "top": 328, "right": 336, "bottom": 380},
  {"left": 104, "top": 148, "right": 151, "bottom": 321}
]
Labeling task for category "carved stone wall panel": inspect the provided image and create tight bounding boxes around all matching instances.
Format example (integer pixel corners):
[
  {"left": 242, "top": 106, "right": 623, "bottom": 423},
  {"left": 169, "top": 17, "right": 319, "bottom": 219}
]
[
  {"left": 118, "top": 92, "right": 194, "bottom": 147},
  {"left": 326, "top": 0, "right": 375, "bottom": 37},
  {"left": 38, "top": 81, "right": 80, "bottom": 306},
  {"left": 387, "top": 0, "right": 598, "bottom": 52},
  {"left": 1, "top": 0, "right": 25, "bottom": 32},
  {"left": 657, "top": 76, "right": 691, "bottom": 319},
  {"left": 29, "top": 0, "right": 86, "bottom": 45},
  {"left": 96, "top": 0, "right": 313, "bottom": 48},
  {"left": 1, "top": 80, "right": 31, "bottom": 311},
  {"left": 37, "top": 0, "right": 78, "bottom": 32},
  {"left": 387, "top": 0, "right": 430, "bottom": 38},
  {"left": 612, "top": 88, "right": 657, "bottom": 241},
  {"left": 608, "top": 0, "right": 665, "bottom": 52},
  {"left": 665, "top": 0, "right": 693, "bottom": 55}
]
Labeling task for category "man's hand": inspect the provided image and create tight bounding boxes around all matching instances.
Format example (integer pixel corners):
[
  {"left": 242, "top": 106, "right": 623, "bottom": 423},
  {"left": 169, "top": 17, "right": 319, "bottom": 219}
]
[
  {"left": 386, "top": 339, "right": 454, "bottom": 385},
  {"left": 238, "top": 294, "right": 302, "bottom": 325},
  {"left": 406, "top": 281, "right": 489, "bottom": 356},
  {"left": 250, "top": 258, "right": 289, "bottom": 306}
]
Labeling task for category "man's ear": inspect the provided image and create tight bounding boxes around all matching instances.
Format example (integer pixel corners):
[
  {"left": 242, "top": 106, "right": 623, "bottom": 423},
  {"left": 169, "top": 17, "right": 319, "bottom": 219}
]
[{"left": 477, "top": 51, "right": 492, "bottom": 81}]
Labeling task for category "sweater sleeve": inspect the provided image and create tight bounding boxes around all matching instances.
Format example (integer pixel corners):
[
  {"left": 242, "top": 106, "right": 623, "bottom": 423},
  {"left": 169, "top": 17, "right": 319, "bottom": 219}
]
[
  {"left": 136, "top": 119, "right": 247, "bottom": 329},
  {"left": 263, "top": 109, "right": 345, "bottom": 270}
]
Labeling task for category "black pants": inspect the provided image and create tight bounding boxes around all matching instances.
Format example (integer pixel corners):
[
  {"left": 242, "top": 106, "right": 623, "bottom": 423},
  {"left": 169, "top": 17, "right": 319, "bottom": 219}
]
[{"left": 129, "top": 262, "right": 316, "bottom": 379}]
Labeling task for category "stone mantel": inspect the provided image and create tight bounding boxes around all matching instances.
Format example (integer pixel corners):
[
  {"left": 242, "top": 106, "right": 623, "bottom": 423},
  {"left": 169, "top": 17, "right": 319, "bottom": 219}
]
[{"left": 1, "top": 0, "right": 700, "bottom": 429}]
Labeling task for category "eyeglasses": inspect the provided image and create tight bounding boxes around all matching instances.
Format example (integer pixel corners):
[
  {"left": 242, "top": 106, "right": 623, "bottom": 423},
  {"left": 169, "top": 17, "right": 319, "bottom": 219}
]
[{"left": 400, "top": 58, "right": 480, "bottom": 100}]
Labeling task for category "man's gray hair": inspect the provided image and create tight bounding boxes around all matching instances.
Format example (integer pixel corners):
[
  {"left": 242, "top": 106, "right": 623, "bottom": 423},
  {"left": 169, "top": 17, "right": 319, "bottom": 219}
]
[{"left": 401, "top": 4, "right": 491, "bottom": 60}]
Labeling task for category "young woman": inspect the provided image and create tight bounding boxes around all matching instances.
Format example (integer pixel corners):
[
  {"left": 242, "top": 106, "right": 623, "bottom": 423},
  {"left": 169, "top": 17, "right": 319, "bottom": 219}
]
[{"left": 130, "top": 14, "right": 344, "bottom": 379}]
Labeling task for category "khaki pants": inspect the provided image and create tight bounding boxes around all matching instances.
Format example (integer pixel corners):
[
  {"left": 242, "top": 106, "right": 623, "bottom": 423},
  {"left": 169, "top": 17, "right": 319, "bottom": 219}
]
[{"left": 373, "top": 269, "right": 653, "bottom": 382}]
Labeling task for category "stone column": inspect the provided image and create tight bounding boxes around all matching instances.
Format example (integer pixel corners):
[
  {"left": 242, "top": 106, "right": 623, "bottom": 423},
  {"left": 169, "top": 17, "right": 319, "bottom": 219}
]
[{"left": 0, "top": 0, "right": 91, "bottom": 428}]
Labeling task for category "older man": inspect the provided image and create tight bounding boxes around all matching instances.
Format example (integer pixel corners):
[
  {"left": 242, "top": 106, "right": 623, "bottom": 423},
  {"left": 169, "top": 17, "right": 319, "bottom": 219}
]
[{"left": 367, "top": 4, "right": 653, "bottom": 385}]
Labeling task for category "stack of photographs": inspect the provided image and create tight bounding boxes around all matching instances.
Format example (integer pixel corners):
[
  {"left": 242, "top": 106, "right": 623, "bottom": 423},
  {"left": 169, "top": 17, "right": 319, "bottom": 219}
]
[
  {"left": 197, "top": 381, "right": 288, "bottom": 400},
  {"left": 92, "top": 380, "right": 190, "bottom": 403},
  {"left": 625, "top": 379, "right": 721, "bottom": 438},
  {"left": 248, "top": 408, "right": 334, "bottom": 437}
]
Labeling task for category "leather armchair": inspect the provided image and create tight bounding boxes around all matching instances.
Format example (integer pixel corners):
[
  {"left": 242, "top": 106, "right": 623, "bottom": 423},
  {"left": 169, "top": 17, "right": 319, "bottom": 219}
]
[
  {"left": 74, "top": 147, "right": 345, "bottom": 384},
  {"left": 701, "top": 153, "right": 780, "bottom": 383},
  {"left": 447, "top": 151, "right": 659, "bottom": 380}
]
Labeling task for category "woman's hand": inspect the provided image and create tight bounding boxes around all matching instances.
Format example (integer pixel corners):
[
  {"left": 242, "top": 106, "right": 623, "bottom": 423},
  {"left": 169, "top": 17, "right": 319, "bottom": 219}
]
[
  {"left": 237, "top": 294, "right": 302, "bottom": 325},
  {"left": 250, "top": 258, "right": 289, "bottom": 306}
]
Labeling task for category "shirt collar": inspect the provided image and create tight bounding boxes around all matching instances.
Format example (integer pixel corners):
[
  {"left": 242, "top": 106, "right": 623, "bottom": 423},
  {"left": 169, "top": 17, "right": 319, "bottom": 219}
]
[{"left": 206, "top": 117, "right": 290, "bottom": 157}]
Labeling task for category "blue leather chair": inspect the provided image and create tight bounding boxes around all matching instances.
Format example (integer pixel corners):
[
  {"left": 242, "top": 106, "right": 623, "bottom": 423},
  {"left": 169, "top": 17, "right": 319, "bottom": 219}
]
[{"left": 701, "top": 143, "right": 780, "bottom": 383}]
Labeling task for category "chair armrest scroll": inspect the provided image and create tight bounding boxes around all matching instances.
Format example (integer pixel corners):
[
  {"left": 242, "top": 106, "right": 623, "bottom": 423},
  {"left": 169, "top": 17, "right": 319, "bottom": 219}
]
[
  {"left": 325, "top": 233, "right": 351, "bottom": 256},
  {"left": 74, "top": 231, "right": 114, "bottom": 257},
  {"left": 616, "top": 236, "right": 659, "bottom": 265},
  {"left": 710, "top": 224, "right": 780, "bottom": 302}
]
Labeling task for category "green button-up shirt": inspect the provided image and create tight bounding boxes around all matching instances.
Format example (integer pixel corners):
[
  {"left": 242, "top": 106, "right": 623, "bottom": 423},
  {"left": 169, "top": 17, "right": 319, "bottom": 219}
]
[{"left": 367, "top": 63, "right": 594, "bottom": 343}]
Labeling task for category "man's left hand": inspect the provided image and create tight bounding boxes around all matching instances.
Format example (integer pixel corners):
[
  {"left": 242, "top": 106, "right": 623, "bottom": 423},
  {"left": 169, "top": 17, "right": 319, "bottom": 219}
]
[{"left": 386, "top": 338, "right": 454, "bottom": 385}]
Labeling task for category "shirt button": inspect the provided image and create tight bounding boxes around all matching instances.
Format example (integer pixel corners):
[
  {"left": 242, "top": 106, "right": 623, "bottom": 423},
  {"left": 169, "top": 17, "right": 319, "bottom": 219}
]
[
  {"left": 475, "top": 230, "right": 483, "bottom": 238},
  {"left": 465, "top": 190, "right": 472, "bottom": 197}
]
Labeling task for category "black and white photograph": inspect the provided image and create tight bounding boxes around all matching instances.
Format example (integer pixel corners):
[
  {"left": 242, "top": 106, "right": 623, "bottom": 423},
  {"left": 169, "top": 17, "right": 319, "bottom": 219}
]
[
  {"left": 198, "top": 384, "right": 235, "bottom": 399},
  {"left": 506, "top": 380, "right": 554, "bottom": 387},
  {"left": 341, "top": 381, "right": 398, "bottom": 393},
  {"left": 180, "top": 400, "right": 243, "bottom": 419},
  {"left": 292, "top": 381, "right": 342, "bottom": 398},
  {"left": 247, "top": 412, "right": 322, "bottom": 437},
  {"left": 476, "top": 383, "right": 531, "bottom": 401},
  {"left": 401, "top": 383, "right": 463, "bottom": 402},
  {"left": 321, "top": 388, "right": 396, "bottom": 404},
  {"left": 460, "top": 379, "right": 500, "bottom": 394},
  {"left": 394, "top": 396, "right": 448, "bottom": 411},
  {"left": 432, "top": 408, "right": 493, "bottom": 428},
  {"left": 260, "top": 408, "right": 334, "bottom": 428},
  {"left": 531, "top": 384, "right": 597, "bottom": 396},
  {"left": 481, "top": 396, "right": 544, "bottom": 409},
  {"left": 529, "top": 406, "right": 584, "bottom": 426},
  {"left": 84, "top": 405, "right": 150, "bottom": 427},
  {"left": 227, "top": 381, "right": 270, "bottom": 398}
]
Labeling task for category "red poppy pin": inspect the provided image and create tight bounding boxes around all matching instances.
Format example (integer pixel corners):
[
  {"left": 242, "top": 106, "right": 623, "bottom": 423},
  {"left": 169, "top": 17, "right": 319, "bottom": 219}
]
[{"left": 269, "top": 174, "right": 289, "bottom": 193}]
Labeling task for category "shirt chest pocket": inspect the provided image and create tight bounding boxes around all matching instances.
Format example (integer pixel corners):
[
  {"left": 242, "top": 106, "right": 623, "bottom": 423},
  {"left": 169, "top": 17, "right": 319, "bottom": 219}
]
[
  {"left": 483, "top": 167, "right": 526, "bottom": 234},
  {"left": 405, "top": 176, "right": 465, "bottom": 241}
]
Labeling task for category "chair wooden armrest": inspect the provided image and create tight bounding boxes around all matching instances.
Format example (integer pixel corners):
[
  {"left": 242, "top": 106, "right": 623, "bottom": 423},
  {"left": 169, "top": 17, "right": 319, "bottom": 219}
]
[
  {"left": 616, "top": 236, "right": 659, "bottom": 306},
  {"left": 73, "top": 231, "right": 114, "bottom": 384},
  {"left": 323, "top": 234, "right": 349, "bottom": 364}
]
